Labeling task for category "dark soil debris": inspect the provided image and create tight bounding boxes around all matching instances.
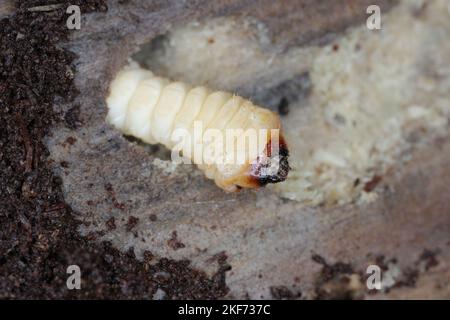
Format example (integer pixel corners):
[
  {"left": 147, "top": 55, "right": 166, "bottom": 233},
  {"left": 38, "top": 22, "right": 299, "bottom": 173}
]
[
  {"left": 167, "top": 231, "right": 186, "bottom": 251},
  {"left": 64, "top": 105, "right": 82, "bottom": 130},
  {"left": 104, "top": 183, "right": 126, "bottom": 210},
  {"left": 417, "top": 248, "right": 441, "bottom": 271},
  {"left": 126, "top": 216, "right": 139, "bottom": 232},
  {"left": 0, "top": 0, "right": 229, "bottom": 299},
  {"left": 393, "top": 268, "right": 419, "bottom": 289},
  {"left": 105, "top": 217, "right": 116, "bottom": 231},
  {"left": 65, "top": 136, "right": 77, "bottom": 146},
  {"left": 312, "top": 254, "right": 361, "bottom": 300},
  {"left": 270, "top": 285, "right": 302, "bottom": 300}
]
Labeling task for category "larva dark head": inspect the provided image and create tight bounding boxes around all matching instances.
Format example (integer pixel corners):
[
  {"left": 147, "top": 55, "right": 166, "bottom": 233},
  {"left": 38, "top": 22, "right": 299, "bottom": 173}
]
[{"left": 248, "top": 136, "right": 290, "bottom": 187}]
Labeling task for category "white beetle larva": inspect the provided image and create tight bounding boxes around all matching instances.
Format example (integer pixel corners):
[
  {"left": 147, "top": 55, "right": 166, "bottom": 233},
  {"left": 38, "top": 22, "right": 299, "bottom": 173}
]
[{"left": 106, "top": 63, "right": 289, "bottom": 192}]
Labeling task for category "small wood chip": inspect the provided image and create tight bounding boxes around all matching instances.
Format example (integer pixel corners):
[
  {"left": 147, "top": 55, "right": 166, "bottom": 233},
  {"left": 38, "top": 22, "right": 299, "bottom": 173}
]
[{"left": 27, "top": 4, "right": 64, "bottom": 12}]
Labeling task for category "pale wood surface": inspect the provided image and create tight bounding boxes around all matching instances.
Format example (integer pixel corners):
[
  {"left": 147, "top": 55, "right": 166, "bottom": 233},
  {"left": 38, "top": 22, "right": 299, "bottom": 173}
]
[{"left": 36, "top": 0, "right": 450, "bottom": 299}]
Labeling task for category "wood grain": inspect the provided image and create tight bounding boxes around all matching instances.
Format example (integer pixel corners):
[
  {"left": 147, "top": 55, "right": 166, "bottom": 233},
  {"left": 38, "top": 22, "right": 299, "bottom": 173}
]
[{"left": 45, "top": 0, "right": 449, "bottom": 299}]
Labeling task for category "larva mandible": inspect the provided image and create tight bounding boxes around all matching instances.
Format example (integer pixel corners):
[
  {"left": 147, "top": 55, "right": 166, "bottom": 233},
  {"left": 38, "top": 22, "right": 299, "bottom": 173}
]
[{"left": 106, "top": 63, "right": 289, "bottom": 192}]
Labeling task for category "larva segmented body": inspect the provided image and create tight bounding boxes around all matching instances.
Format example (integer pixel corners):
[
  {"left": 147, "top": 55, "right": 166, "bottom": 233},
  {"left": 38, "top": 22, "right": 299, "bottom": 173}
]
[{"left": 106, "top": 63, "right": 289, "bottom": 192}]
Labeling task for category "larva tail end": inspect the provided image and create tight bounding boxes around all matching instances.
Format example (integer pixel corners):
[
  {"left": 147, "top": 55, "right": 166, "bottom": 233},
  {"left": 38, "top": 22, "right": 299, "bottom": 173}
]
[{"left": 249, "top": 135, "right": 290, "bottom": 187}]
